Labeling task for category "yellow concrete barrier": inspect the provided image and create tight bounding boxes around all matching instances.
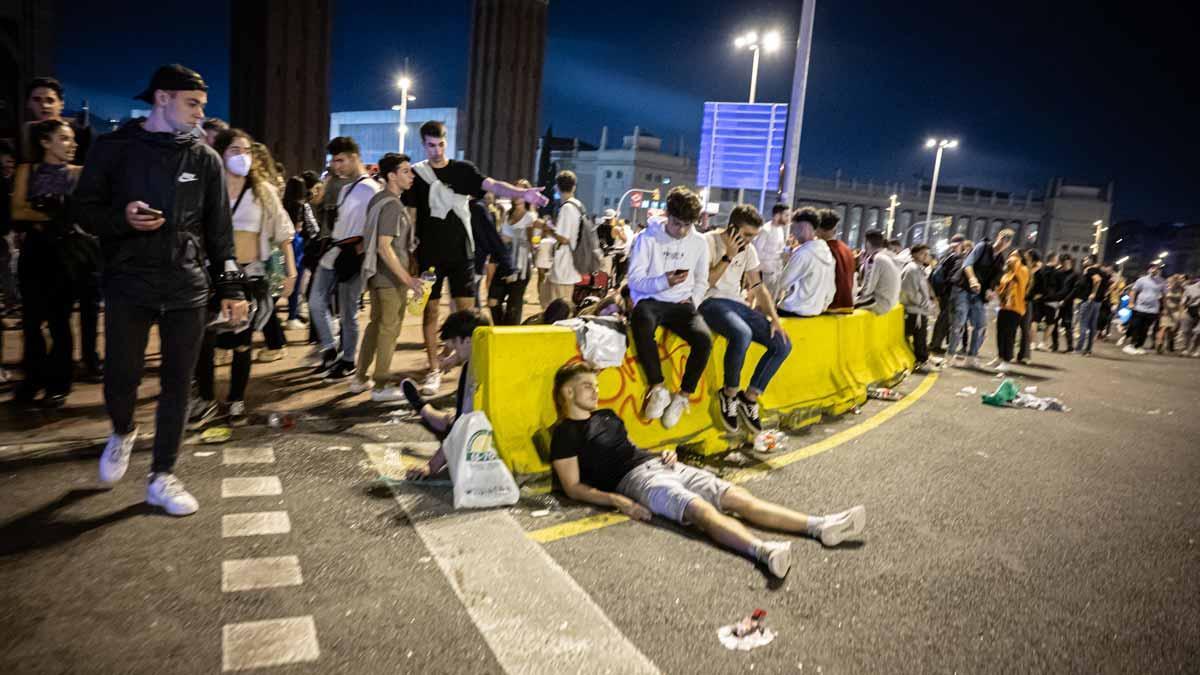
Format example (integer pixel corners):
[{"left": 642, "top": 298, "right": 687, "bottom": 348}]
[{"left": 473, "top": 306, "right": 915, "bottom": 476}]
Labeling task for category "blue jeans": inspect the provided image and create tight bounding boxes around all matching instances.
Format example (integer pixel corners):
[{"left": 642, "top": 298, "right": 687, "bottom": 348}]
[
  {"left": 287, "top": 236, "right": 305, "bottom": 321},
  {"left": 1075, "top": 300, "right": 1100, "bottom": 353},
  {"left": 699, "top": 298, "right": 792, "bottom": 394},
  {"left": 311, "top": 265, "right": 364, "bottom": 362},
  {"left": 948, "top": 287, "right": 986, "bottom": 357}
]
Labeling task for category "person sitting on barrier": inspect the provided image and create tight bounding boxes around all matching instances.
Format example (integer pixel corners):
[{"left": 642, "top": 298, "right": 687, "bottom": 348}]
[
  {"left": 777, "top": 207, "right": 836, "bottom": 318},
  {"left": 855, "top": 230, "right": 902, "bottom": 315},
  {"left": 550, "top": 362, "right": 867, "bottom": 579},
  {"left": 625, "top": 186, "right": 712, "bottom": 430},
  {"left": 403, "top": 310, "right": 492, "bottom": 479},
  {"left": 816, "top": 208, "right": 857, "bottom": 313},
  {"left": 697, "top": 204, "right": 790, "bottom": 433}
]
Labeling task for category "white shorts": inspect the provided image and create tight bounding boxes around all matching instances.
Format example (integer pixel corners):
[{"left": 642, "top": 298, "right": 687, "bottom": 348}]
[{"left": 616, "top": 461, "right": 732, "bottom": 525}]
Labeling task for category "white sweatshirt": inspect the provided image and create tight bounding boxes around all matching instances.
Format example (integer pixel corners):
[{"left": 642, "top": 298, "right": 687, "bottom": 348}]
[
  {"left": 626, "top": 217, "right": 710, "bottom": 307},
  {"left": 857, "top": 250, "right": 902, "bottom": 315},
  {"left": 777, "top": 239, "right": 836, "bottom": 316}
]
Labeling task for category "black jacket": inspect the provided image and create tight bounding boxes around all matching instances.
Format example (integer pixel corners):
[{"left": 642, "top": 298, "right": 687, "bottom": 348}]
[
  {"left": 74, "top": 119, "right": 233, "bottom": 311},
  {"left": 1031, "top": 265, "right": 1058, "bottom": 302}
]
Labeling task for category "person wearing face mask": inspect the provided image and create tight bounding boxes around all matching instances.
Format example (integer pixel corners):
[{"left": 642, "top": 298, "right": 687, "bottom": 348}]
[
  {"left": 9, "top": 118, "right": 89, "bottom": 407},
  {"left": 188, "top": 128, "right": 296, "bottom": 429},
  {"left": 74, "top": 64, "right": 249, "bottom": 517}
]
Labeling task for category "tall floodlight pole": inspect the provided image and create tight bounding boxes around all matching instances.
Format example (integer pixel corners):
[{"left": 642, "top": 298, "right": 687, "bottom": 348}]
[
  {"left": 923, "top": 138, "right": 958, "bottom": 240},
  {"left": 734, "top": 29, "right": 781, "bottom": 205},
  {"left": 394, "top": 76, "right": 413, "bottom": 153},
  {"left": 885, "top": 193, "right": 900, "bottom": 240},
  {"left": 779, "top": 0, "right": 816, "bottom": 209}
]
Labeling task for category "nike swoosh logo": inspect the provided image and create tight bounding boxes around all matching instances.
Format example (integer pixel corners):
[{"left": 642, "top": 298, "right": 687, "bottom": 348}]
[{"left": 178, "top": 173, "right": 198, "bottom": 183}]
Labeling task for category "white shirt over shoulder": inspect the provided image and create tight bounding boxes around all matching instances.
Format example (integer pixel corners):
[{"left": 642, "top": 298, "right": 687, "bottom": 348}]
[{"left": 703, "top": 230, "right": 759, "bottom": 303}]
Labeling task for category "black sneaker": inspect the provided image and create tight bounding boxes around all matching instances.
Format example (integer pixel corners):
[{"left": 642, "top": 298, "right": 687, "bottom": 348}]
[
  {"left": 38, "top": 393, "right": 68, "bottom": 409},
  {"left": 324, "top": 360, "right": 356, "bottom": 381},
  {"left": 716, "top": 389, "right": 739, "bottom": 432},
  {"left": 311, "top": 348, "right": 337, "bottom": 376},
  {"left": 737, "top": 392, "right": 763, "bottom": 433},
  {"left": 187, "top": 399, "right": 219, "bottom": 430},
  {"left": 400, "top": 378, "right": 425, "bottom": 411}
]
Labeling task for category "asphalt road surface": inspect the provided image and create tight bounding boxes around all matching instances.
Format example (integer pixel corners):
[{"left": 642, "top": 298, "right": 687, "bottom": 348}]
[{"left": 2, "top": 341, "right": 1197, "bottom": 674}]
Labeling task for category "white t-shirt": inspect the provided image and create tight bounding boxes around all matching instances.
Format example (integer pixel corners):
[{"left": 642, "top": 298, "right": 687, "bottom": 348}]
[
  {"left": 752, "top": 222, "right": 787, "bottom": 274},
  {"left": 549, "top": 201, "right": 582, "bottom": 285},
  {"left": 320, "top": 175, "right": 382, "bottom": 270},
  {"left": 231, "top": 190, "right": 262, "bottom": 234},
  {"left": 231, "top": 185, "right": 294, "bottom": 262},
  {"left": 704, "top": 230, "right": 760, "bottom": 303}
]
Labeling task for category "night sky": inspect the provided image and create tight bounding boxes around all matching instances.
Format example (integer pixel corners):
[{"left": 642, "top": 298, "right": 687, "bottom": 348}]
[{"left": 54, "top": 0, "right": 1198, "bottom": 223}]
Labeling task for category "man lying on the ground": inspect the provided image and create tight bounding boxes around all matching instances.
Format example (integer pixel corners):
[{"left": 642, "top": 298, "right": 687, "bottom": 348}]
[
  {"left": 549, "top": 362, "right": 866, "bottom": 578},
  {"left": 403, "top": 310, "right": 491, "bottom": 479}
]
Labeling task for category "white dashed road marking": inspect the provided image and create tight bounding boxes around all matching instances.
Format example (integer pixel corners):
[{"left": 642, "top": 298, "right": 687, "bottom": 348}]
[
  {"left": 221, "top": 616, "right": 320, "bottom": 671},
  {"left": 223, "top": 447, "right": 276, "bottom": 465},
  {"left": 222, "top": 556, "right": 304, "bottom": 592},
  {"left": 221, "top": 476, "right": 283, "bottom": 498},
  {"left": 363, "top": 443, "right": 659, "bottom": 674},
  {"left": 221, "top": 511, "right": 292, "bottom": 538}
]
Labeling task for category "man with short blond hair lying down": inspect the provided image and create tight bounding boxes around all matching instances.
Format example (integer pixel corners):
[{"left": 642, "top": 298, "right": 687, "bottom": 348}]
[{"left": 549, "top": 363, "right": 866, "bottom": 578}]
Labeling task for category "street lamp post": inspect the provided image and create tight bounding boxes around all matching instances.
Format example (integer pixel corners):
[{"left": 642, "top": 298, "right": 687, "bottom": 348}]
[
  {"left": 734, "top": 29, "right": 781, "bottom": 204},
  {"left": 1090, "top": 219, "right": 1108, "bottom": 259},
  {"left": 885, "top": 193, "right": 900, "bottom": 240},
  {"left": 395, "top": 76, "right": 412, "bottom": 153},
  {"left": 923, "top": 138, "right": 958, "bottom": 243}
]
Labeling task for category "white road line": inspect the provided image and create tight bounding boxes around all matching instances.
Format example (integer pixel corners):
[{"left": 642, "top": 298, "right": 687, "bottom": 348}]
[
  {"left": 223, "top": 446, "right": 275, "bottom": 465},
  {"left": 222, "top": 511, "right": 291, "bottom": 538},
  {"left": 221, "top": 616, "right": 319, "bottom": 672},
  {"left": 221, "top": 476, "right": 283, "bottom": 498},
  {"left": 222, "top": 555, "right": 303, "bottom": 592},
  {"left": 363, "top": 443, "right": 659, "bottom": 674}
]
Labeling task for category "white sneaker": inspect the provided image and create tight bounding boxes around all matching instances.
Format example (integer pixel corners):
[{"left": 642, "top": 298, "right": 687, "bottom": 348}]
[
  {"left": 643, "top": 385, "right": 671, "bottom": 420},
  {"left": 99, "top": 429, "right": 138, "bottom": 485},
  {"left": 995, "top": 361, "right": 1011, "bottom": 372},
  {"left": 984, "top": 358, "right": 1001, "bottom": 368},
  {"left": 967, "top": 356, "right": 982, "bottom": 369},
  {"left": 371, "top": 386, "right": 407, "bottom": 403},
  {"left": 1134, "top": 348, "right": 1147, "bottom": 355},
  {"left": 348, "top": 378, "right": 374, "bottom": 394},
  {"left": 256, "top": 348, "right": 287, "bottom": 363},
  {"left": 1122, "top": 345, "right": 1139, "bottom": 356},
  {"left": 817, "top": 505, "right": 866, "bottom": 547},
  {"left": 1034, "top": 342, "right": 1046, "bottom": 351},
  {"left": 759, "top": 541, "right": 792, "bottom": 578},
  {"left": 286, "top": 318, "right": 306, "bottom": 331},
  {"left": 661, "top": 393, "right": 690, "bottom": 429},
  {"left": 419, "top": 370, "right": 442, "bottom": 396},
  {"left": 146, "top": 473, "right": 199, "bottom": 516}
]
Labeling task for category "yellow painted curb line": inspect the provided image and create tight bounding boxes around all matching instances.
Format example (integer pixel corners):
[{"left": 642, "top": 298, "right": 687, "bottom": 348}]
[{"left": 527, "top": 372, "right": 940, "bottom": 544}]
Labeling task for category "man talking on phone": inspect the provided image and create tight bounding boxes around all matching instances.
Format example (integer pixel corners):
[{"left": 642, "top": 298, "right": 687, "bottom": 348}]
[
  {"left": 75, "top": 64, "right": 247, "bottom": 516},
  {"left": 625, "top": 186, "right": 711, "bottom": 429}
]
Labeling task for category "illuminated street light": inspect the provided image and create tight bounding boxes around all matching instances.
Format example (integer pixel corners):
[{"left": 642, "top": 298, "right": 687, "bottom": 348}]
[
  {"left": 922, "top": 138, "right": 959, "bottom": 241},
  {"left": 762, "top": 31, "right": 782, "bottom": 52},
  {"left": 1159, "top": 251, "right": 1169, "bottom": 258},
  {"left": 395, "top": 75, "right": 414, "bottom": 152},
  {"left": 734, "top": 28, "right": 782, "bottom": 103}
]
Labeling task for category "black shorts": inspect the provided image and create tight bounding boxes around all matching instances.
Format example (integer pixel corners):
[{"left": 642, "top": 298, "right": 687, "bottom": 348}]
[
  {"left": 426, "top": 258, "right": 476, "bottom": 300},
  {"left": 1033, "top": 302, "right": 1057, "bottom": 324}
]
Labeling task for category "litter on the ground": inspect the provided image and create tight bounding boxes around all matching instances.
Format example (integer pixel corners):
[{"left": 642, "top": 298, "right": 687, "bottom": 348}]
[
  {"left": 753, "top": 430, "right": 787, "bottom": 453},
  {"left": 267, "top": 412, "right": 295, "bottom": 429},
  {"left": 981, "top": 379, "right": 1020, "bottom": 407},
  {"left": 193, "top": 451, "right": 216, "bottom": 457},
  {"left": 1013, "top": 393, "right": 1070, "bottom": 412},
  {"left": 718, "top": 609, "right": 776, "bottom": 651},
  {"left": 956, "top": 386, "right": 978, "bottom": 397},
  {"left": 982, "top": 379, "right": 1068, "bottom": 411},
  {"left": 200, "top": 427, "right": 232, "bottom": 444},
  {"left": 1024, "top": 385, "right": 1038, "bottom": 394},
  {"left": 866, "top": 386, "right": 904, "bottom": 401},
  {"left": 1147, "top": 409, "right": 1161, "bottom": 415},
  {"left": 530, "top": 509, "right": 552, "bottom": 518}
]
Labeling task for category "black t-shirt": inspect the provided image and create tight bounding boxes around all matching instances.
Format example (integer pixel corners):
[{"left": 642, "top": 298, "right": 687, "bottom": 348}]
[
  {"left": 1077, "top": 265, "right": 1111, "bottom": 301},
  {"left": 550, "top": 410, "right": 656, "bottom": 493},
  {"left": 400, "top": 159, "right": 486, "bottom": 266},
  {"left": 1055, "top": 268, "right": 1080, "bottom": 302}
]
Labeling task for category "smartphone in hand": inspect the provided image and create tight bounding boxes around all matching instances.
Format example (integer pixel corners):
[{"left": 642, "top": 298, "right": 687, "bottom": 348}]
[{"left": 135, "top": 206, "right": 164, "bottom": 218}]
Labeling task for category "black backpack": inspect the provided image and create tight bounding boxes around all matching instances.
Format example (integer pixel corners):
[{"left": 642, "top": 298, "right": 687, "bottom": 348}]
[{"left": 930, "top": 251, "right": 962, "bottom": 297}]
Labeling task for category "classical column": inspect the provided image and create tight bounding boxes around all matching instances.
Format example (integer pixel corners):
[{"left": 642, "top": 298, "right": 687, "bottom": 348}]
[{"left": 464, "top": 0, "right": 549, "bottom": 182}]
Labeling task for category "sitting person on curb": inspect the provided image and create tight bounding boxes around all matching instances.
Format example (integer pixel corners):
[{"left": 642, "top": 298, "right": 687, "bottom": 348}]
[
  {"left": 697, "top": 204, "right": 791, "bottom": 433},
  {"left": 855, "top": 229, "right": 902, "bottom": 315},
  {"left": 550, "top": 363, "right": 866, "bottom": 579},
  {"left": 776, "top": 207, "right": 836, "bottom": 317},
  {"left": 402, "top": 310, "right": 492, "bottom": 479},
  {"left": 625, "top": 186, "right": 712, "bottom": 429}
]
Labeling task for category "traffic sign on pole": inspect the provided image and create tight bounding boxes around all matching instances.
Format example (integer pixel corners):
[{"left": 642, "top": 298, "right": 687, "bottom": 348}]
[{"left": 630, "top": 191, "right": 643, "bottom": 209}]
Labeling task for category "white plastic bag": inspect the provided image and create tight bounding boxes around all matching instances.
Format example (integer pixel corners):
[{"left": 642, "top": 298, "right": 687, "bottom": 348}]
[
  {"left": 441, "top": 411, "right": 520, "bottom": 509},
  {"left": 554, "top": 317, "right": 627, "bottom": 368}
]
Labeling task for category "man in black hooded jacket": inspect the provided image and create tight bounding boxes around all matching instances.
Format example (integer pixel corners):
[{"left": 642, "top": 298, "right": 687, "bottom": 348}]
[{"left": 74, "top": 64, "right": 247, "bottom": 516}]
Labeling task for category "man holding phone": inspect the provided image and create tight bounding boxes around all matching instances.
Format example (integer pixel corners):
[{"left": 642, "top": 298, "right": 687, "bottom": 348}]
[
  {"left": 74, "top": 64, "right": 247, "bottom": 516},
  {"left": 626, "top": 186, "right": 712, "bottom": 429}
]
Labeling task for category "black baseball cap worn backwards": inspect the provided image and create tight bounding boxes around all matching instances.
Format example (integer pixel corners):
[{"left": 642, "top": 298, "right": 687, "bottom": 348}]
[{"left": 134, "top": 64, "right": 208, "bottom": 103}]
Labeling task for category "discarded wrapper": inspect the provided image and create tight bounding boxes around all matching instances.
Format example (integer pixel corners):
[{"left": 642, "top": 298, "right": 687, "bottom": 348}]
[
  {"left": 753, "top": 430, "right": 787, "bottom": 453},
  {"left": 718, "top": 609, "right": 776, "bottom": 651},
  {"left": 866, "top": 386, "right": 904, "bottom": 401},
  {"left": 956, "top": 386, "right": 979, "bottom": 397},
  {"left": 200, "top": 427, "right": 232, "bottom": 444}
]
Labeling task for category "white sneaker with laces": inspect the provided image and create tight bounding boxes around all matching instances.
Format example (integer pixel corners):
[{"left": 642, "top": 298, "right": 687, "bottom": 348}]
[
  {"left": 348, "top": 378, "right": 374, "bottom": 394},
  {"left": 643, "top": 385, "right": 671, "bottom": 420},
  {"left": 286, "top": 318, "right": 306, "bottom": 331},
  {"left": 1122, "top": 345, "right": 1139, "bottom": 356},
  {"left": 256, "top": 348, "right": 287, "bottom": 363},
  {"left": 419, "top": 370, "right": 442, "bottom": 397},
  {"left": 146, "top": 473, "right": 199, "bottom": 516},
  {"left": 371, "top": 386, "right": 407, "bottom": 403},
  {"left": 817, "top": 505, "right": 866, "bottom": 546},
  {"left": 99, "top": 428, "right": 138, "bottom": 485},
  {"left": 759, "top": 541, "right": 792, "bottom": 578},
  {"left": 995, "top": 361, "right": 1011, "bottom": 372},
  {"left": 661, "top": 393, "right": 690, "bottom": 429}
]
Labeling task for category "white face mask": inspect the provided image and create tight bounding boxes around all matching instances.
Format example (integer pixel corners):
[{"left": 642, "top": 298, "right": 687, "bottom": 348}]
[{"left": 225, "top": 153, "right": 252, "bottom": 177}]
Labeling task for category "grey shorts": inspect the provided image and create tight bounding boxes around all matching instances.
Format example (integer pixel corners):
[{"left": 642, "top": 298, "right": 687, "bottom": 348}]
[{"left": 616, "top": 460, "right": 733, "bottom": 525}]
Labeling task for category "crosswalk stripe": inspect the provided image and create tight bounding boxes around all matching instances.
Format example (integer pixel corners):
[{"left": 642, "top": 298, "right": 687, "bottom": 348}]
[
  {"left": 221, "top": 511, "right": 291, "bottom": 538},
  {"left": 222, "top": 447, "right": 275, "bottom": 465},
  {"left": 221, "top": 476, "right": 283, "bottom": 498},
  {"left": 221, "top": 616, "right": 319, "bottom": 671},
  {"left": 222, "top": 555, "right": 303, "bottom": 592}
]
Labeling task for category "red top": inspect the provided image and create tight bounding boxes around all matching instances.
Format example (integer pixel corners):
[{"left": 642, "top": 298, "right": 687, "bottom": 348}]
[{"left": 826, "top": 239, "right": 857, "bottom": 310}]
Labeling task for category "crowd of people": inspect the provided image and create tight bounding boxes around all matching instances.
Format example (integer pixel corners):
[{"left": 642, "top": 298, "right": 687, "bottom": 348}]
[{"left": 2, "top": 63, "right": 1198, "bottom": 536}]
